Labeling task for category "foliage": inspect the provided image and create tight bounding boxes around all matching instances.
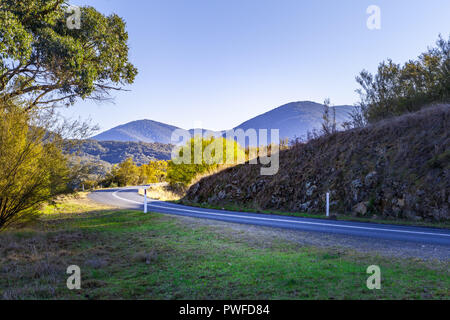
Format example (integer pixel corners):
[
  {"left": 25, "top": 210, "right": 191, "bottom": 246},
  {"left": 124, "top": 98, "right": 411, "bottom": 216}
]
[
  {"left": 321, "top": 98, "right": 337, "bottom": 135},
  {"left": 71, "top": 140, "right": 172, "bottom": 165},
  {"left": 353, "top": 35, "right": 449, "bottom": 125},
  {"left": 102, "top": 158, "right": 169, "bottom": 187},
  {"left": 0, "top": 101, "right": 70, "bottom": 230},
  {"left": 167, "top": 137, "right": 245, "bottom": 187},
  {"left": 186, "top": 105, "right": 449, "bottom": 222},
  {"left": 109, "top": 158, "right": 139, "bottom": 187},
  {"left": 0, "top": 0, "right": 137, "bottom": 108},
  {"left": 138, "top": 160, "right": 168, "bottom": 184}
]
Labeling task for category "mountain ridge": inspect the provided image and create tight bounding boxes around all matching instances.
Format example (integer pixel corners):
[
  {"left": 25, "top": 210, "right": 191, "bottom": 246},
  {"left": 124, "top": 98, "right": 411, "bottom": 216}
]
[{"left": 91, "top": 101, "right": 355, "bottom": 144}]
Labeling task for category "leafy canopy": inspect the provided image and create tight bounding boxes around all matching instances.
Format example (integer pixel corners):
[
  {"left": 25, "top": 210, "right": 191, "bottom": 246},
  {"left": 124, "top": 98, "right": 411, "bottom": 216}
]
[
  {"left": 355, "top": 35, "right": 449, "bottom": 124},
  {"left": 0, "top": 0, "right": 137, "bottom": 108},
  {"left": 0, "top": 101, "right": 70, "bottom": 230},
  {"left": 167, "top": 137, "right": 245, "bottom": 187},
  {"left": 106, "top": 158, "right": 169, "bottom": 187}
]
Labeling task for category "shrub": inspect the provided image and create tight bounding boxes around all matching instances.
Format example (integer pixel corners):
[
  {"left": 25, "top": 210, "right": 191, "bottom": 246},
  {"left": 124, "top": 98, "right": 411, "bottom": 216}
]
[
  {"left": 167, "top": 137, "right": 245, "bottom": 187},
  {"left": 0, "top": 102, "right": 70, "bottom": 230},
  {"left": 353, "top": 35, "right": 449, "bottom": 125}
]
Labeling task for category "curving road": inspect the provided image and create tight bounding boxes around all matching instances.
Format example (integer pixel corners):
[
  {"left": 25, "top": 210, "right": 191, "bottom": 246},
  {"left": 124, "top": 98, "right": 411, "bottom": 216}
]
[{"left": 89, "top": 187, "right": 450, "bottom": 246}]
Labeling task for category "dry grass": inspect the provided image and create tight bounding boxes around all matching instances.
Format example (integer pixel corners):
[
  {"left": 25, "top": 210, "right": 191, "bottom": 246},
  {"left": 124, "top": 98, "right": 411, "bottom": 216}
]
[
  {"left": 0, "top": 195, "right": 448, "bottom": 300},
  {"left": 138, "top": 184, "right": 182, "bottom": 201},
  {"left": 185, "top": 105, "right": 450, "bottom": 223}
]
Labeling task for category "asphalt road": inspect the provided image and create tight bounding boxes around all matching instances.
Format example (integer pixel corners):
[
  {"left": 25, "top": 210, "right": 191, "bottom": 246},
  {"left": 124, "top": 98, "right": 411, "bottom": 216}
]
[{"left": 89, "top": 187, "right": 450, "bottom": 246}]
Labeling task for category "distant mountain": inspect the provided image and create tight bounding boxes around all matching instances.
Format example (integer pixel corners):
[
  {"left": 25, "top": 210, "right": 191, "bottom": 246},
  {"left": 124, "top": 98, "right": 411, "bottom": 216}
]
[
  {"left": 230, "top": 101, "right": 354, "bottom": 144},
  {"left": 91, "top": 120, "right": 221, "bottom": 145},
  {"left": 188, "top": 128, "right": 223, "bottom": 137},
  {"left": 91, "top": 101, "right": 354, "bottom": 145},
  {"left": 72, "top": 140, "right": 173, "bottom": 165},
  {"left": 91, "top": 119, "right": 180, "bottom": 144}
]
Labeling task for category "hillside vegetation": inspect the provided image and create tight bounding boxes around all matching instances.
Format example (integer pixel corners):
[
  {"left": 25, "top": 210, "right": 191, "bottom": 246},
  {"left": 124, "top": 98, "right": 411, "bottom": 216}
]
[
  {"left": 91, "top": 119, "right": 180, "bottom": 143},
  {"left": 90, "top": 102, "right": 353, "bottom": 145},
  {"left": 185, "top": 105, "right": 449, "bottom": 222},
  {"left": 73, "top": 140, "right": 173, "bottom": 165},
  {"left": 231, "top": 101, "right": 353, "bottom": 144}
]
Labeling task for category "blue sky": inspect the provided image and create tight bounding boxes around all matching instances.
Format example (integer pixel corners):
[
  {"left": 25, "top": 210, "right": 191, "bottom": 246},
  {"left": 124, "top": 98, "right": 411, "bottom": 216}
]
[{"left": 66, "top": 0, "right": 450, "bottom": 131}]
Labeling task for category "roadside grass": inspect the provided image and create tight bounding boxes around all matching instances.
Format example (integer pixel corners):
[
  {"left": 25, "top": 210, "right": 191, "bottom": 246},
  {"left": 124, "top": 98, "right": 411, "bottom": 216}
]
[
  {"left": 39, "top": 192, "right": 111, "bottom": 216},
  {"left": 174, "top": 200, "right": 450, "bottom": 230},
  {"left": 137, "top": 185, "right": 181, "bottom": 201},
  {"left": 0, "top": 196, "right": 448, "bottom": 300}
]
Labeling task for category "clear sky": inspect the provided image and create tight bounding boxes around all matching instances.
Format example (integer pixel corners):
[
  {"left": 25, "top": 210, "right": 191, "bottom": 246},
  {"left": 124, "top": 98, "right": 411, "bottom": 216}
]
[{"left": 66, "top": 0, "right": 450, "bottom": 132}]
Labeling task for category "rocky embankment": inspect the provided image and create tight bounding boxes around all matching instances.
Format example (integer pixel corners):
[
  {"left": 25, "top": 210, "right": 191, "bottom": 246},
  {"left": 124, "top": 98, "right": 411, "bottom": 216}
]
[{"left": 185, "top": 105, "right": 449, "bottom": 222}]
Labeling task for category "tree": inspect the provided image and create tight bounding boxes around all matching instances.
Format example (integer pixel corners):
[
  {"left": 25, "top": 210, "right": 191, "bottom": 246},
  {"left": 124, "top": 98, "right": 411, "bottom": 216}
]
[
  {"left": 0, "top": 101, "right": 70, "bottom": 230},
  {"left": 167, "top": 137, "right": 245, "bottom": 187},
  {"left": 353, "top": 34, "right": 449, "bottom": 125},
  {"left": 0, "top": 0, "right": 137, "bottom": 109},
  {"left": 110, "top": 157, "right": 139, "bottom": 187},
  {"left": 321, "top": 98, "right": 337, "bottom": 136},
  {"left": 138, "top": 160, "right": 168, "bottom": 184}
]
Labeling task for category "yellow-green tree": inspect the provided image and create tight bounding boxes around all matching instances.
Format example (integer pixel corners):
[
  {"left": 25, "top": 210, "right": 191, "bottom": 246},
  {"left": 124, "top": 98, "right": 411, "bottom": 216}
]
[
  {"left": 167, "top": 137, "right": 245, "bottom": 187},
  {"left": 0, "top": 102, "right": 70, "bottom": 230},
  {"left": 138, "top": 160, "right": 168, "bottom": 184},
  {"left": 110, "top": 157, "right": 139, "bottom": 187}
]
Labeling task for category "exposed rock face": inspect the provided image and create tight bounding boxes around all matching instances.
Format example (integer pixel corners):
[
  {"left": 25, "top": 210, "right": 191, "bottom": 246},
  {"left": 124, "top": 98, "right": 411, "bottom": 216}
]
[
  {"left": 185, "top": 106, "right": 450, "bottom": 222},
  {"left": 353, "top": 202, "right": 368, "bottom": 216}
]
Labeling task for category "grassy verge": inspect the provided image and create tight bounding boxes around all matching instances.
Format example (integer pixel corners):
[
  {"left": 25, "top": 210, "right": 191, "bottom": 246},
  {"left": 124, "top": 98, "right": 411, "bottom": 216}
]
[
  {"left": 137, "top": 185, "right": 182, "bottom": 201},
  {"left": 0, "top": 195, "right": 448, "bottom": 299},
  {"left": 174, "top": 200, "right": 450, "bottom": 229}
]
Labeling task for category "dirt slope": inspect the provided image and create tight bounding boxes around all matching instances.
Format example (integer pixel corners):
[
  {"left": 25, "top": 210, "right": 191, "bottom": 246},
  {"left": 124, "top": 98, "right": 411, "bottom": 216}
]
[{"left": 185, "top": 105, "right": 450, "bottom": 222}]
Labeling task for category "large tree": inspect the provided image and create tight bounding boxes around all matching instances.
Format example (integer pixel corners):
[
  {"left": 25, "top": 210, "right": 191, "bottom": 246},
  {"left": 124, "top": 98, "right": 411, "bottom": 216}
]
[
  {"left": 0, "top": 0, "right": 137, "bottom": 109},
  {"left": 0, "top": 101, "right": 71, "bottom": 230},
  {"left": 354, "top": 35, "right": 449, "bottom": 125}
]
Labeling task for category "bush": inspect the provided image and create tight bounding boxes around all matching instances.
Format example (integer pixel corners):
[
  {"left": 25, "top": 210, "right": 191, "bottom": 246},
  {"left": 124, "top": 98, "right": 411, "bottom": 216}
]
[
  {"left": 104, "top": 158, "right": 169, "bottom": 187},
  {"left": 353, "top": 35, "right": 449, "bottom": 125},
  {"left": 167, "top": 137, "right": 245, "bottom": 187},
  {"left": 0, "top": 102, "right": 70, "bottom": 230}
]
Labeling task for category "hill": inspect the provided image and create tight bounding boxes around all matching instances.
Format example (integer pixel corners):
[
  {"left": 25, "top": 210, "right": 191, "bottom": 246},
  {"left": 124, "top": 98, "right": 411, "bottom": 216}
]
[
  {"left": 185, "top": 105, "right": 450, "bottom": 222},
  {"left": 91, "top": 119, "right": 180, "bottom": 144},
  {"left": 72, "top": 140, "right": 173, "bottom": 165},
  {"left": 231, "top": 101, "right": 354, "bottom": 143},
  {"left": 91, "top": 101, "right": 353, "bottom": 145}
]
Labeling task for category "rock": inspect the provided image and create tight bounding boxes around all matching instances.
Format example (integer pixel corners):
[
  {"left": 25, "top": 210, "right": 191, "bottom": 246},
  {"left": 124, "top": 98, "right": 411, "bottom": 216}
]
[
  {"left": 306, "top": 185, "right": 317, "bottom": 196},
  {"left": 299, "top": 201, "right": 311, "bottom": 212},
  {"left": 208, "top": 195, "right": 218, "bottom": 204},
  {"left": 353, "top": 202, "right": 368, "bottom": 215},
  {"left": 190, "top": 183, "right": 200, "bottom": 194},
  {"left": 271, "top": 195, "right": 279, "bottom": 205},
  {"left": 397, "top": 198, "right": 405, "bottom": 208},
  {"left": 364, "top": 171, "right": 378, "bottom": 187},
  {"left": 351, "top": 179, "right": 363, "bottom": 189},
  {"left": 351, "top": 179, "right": 363, "bottom": 202},
  {"left": 218, "top": 190, "right": 227, "bottom": 200}
]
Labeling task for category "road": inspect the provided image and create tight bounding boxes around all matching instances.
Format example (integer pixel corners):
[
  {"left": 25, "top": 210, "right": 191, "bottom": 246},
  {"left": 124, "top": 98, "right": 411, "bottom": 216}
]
[{"left": 89, "top": 187, "right": 450, "bottom": 246}]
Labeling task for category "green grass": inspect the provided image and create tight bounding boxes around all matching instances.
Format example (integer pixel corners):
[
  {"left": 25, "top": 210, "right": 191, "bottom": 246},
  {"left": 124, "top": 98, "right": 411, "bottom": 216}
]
[
  {"left": 174, "top": 200, "right": 450, "bottom": 229},
  {"left": 0, "top": 196, "right": 448, "bottom": 300}
]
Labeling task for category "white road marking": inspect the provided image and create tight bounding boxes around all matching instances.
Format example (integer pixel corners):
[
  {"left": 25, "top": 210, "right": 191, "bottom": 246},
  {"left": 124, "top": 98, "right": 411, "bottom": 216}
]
[{"left": 112, "top": 190, "right": 450, "bottom": 238}]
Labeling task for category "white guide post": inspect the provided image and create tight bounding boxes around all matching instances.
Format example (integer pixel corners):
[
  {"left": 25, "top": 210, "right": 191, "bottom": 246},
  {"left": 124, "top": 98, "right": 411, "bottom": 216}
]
[
  {"left": 326, "top": 192, "right": 330, "bottom": 217},
  {"left": 144, "top": 188, "right": 148, "bottom": 213}
]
